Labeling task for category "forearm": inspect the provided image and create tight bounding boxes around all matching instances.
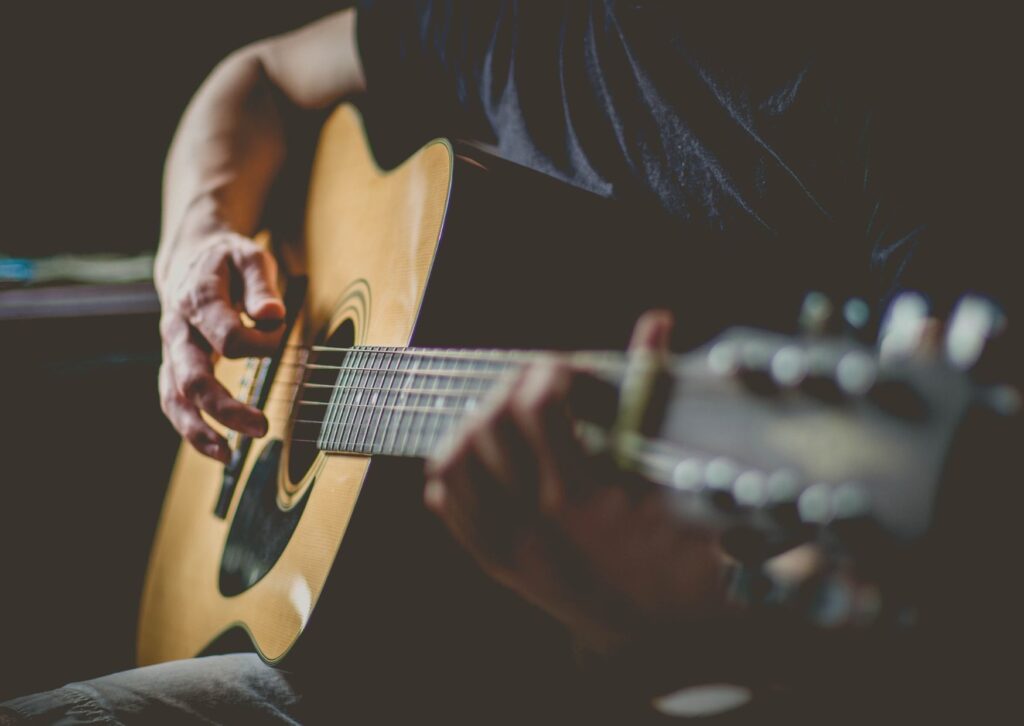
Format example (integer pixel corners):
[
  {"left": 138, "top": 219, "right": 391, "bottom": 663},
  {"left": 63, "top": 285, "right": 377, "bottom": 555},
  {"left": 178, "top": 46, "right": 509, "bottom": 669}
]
[
  {"left": 156, "top": 46, "right": 285, "bottom": 292},
  {"left": 155, "top": 9, "right": 365, "bottom": 294}
]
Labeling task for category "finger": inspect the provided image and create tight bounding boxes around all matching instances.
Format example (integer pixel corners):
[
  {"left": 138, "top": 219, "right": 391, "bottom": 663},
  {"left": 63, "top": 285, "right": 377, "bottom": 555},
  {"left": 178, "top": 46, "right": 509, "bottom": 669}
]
[
  {"left": 229, "top": 240, "right": 285, "bottom": 324},
  {"left": 469, "top": 375, "right": 540, "bottom": 498},
  {"left": 510, "top": 360, "right": 586, "bottom": 516},
  {"left": 189, "top": 295, "right": 282, "bottom": 358},
  {"left": 159, "top": 360, "right": 230, "bottom": 462},
  {"left": 172, "top": 337, "right": 268, "bottom": 437},
  {"left": 162, "top": 314, "right": 268, "bottom": 436},
  {"left": 425, "top": 446, "right": 493, "bottom": 565},
  {"left": 629, "top": 309, "right": 674, "bottom": 353}
]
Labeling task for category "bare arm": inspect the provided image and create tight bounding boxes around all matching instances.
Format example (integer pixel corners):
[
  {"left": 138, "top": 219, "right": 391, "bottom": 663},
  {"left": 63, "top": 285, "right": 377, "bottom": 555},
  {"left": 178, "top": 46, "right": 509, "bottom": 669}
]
[{"left": 156, "top": 9, "right": 365, "bottom": 461}]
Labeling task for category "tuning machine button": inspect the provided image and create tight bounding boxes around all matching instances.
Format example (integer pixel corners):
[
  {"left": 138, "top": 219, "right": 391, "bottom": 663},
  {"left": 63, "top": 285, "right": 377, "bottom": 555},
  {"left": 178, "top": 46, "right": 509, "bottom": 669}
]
[
  {"left": 842, "top": 297, "right": 872, "bottom": 336},
  {"left": 797, "top": 483, "right": 833, "bottom": 525},
  {"left": 733, "top": 470, "right": 769, "bottom": 507},
  {"left": 984, "top": 385, "right": 1022, "bottom": 416},
  {"left": 764, "top": 469, "right": 805, "bottom": 527},
  {"left": 770, "top": 346, "right": 808, "bottom": 387},
  {"left": 945, "top": 295, "right": 1006, "bottom": 370},
  {"left": 797, "top": 347, "right": 846, "bottom": 403},
  {"left": 799, "top": 291, "right": 834, "bottom": 335},
  {"left": 705, "top": 457, "right": 740, "bottom": 511},
  {"left": 879, "top": 292, "right": 930, "bottom": 360},
  {"left": 671, "top": 458, "right": 704, "bottom": 492},
  {"left": 835, "top": 350, "right": 877, "bottom": 396}
]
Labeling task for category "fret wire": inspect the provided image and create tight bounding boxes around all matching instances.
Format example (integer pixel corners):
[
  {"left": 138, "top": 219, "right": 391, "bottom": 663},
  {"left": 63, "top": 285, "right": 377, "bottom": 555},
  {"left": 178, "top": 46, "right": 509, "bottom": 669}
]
[
  {"left": 364, "top": 349, "right": 390, "bottom": 454},
  {"left": 421, "top": 348, "right": 456, "bottom": 457},
  {"left": 332, "top": 348, "right": 364, "bottom": 451},
  {"left": 418, "top": 349, "right": 450, "bottom": 456},
  {"left": 348, "top": 346, "right": 376, "bottom": 452},
  {"left": 425, "top": 350, "right": 453, "bottom": 455},
  {"left": 325, "top": 347, "right": 352, "bottom": 451},
  {"left": 319, "top": 348, "right": 346, "bottom": 450},
  {"left": 397, "top": 354, "right": 423, "bottom": 456},
  {"left": 404, "top": 351, "right": 429, "bottom": 456},
  {"left": 456, "top": 351, "right": 494, "bottom": 453},
  {"left": 388, "top": 351, "right": 415, "bottom": 454},
  {"left": 340, "top": 347, "right": 367, "bottom": 453},
  {"left": 372, "top": 349, "right": 399, "bottom": 455},
  {"left": 355, "top": 348, "right": 380, "bottom": 450},
  {"left": 345, "top": 347, "right": 376, "bottom": 452},
  {"left": 367, "top": 347, "right": 393, "bottom": 453}
]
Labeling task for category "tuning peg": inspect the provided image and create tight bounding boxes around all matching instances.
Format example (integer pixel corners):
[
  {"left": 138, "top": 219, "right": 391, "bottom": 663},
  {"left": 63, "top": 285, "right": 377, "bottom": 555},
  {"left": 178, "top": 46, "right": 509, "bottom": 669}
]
[
  {"left": 842, "top": 297, "right": 871, "bottom": 332},
  {"left": 799, "top": 291, "right": 834, "bottom": 335},
  {"left": 984, "top": 385, "right": 1022, "bottom": 416},
  {"left": 878, "top": 292, "right": 929, "bottom": 360},
  {"left": 944, "top": 295, "right": 1006, "bottom": 370}
]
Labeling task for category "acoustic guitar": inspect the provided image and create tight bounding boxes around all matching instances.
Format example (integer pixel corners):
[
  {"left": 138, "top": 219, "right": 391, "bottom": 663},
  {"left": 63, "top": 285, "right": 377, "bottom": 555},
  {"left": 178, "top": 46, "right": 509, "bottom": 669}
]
[{"left": 137, "top": 104, "right": 1016, "bottom": 702}]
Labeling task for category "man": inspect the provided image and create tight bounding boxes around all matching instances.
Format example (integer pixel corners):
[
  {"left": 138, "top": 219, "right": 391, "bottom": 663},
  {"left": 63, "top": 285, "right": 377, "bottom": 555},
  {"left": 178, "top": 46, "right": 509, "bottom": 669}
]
[{"left": 3, "top": 2, "right": 1015, "bottom": 723}]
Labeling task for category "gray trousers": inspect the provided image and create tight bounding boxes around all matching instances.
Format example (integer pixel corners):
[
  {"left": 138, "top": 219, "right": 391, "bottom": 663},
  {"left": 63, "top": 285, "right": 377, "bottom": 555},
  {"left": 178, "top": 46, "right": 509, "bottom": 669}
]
[{"left": 0, "top": 655, "right": 304, "bottom": 725}]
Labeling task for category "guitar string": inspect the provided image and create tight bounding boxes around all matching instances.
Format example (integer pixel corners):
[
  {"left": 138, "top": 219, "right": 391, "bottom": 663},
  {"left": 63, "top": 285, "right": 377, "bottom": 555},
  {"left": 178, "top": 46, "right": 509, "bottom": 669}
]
[
  {"left": 276, "top": 363, "right": 514, "bottom": 380},
  {"left": 281, "top": 343, "right": 628, "bottom": 368},
  {"left": 262, "top": 431, "right": 709, "bottom": 501}
]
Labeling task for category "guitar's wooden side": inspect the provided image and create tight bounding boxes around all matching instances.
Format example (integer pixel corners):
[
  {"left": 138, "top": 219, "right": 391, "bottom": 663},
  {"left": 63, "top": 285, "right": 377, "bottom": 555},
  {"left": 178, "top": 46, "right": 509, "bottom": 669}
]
[{"left": 137, "top": 104, "right": 453, "bottom": 666}]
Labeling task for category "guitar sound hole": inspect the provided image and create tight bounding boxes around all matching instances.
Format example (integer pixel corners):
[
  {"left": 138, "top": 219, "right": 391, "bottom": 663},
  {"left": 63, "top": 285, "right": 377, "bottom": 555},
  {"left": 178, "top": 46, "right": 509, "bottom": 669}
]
[
  {"left": 287, "top": 319, "right": 355, "bottom": 483},
  {"left": 220, "top": 438, "right": 304, "bottom": 596}
]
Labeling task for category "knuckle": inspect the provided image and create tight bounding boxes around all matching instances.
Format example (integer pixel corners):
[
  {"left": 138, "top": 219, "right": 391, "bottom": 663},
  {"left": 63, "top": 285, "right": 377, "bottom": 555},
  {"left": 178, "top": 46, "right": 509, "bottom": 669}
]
[
  {"left": 188, "top": 280, "right": 223, "bottom": 313},
  {"left": 184, "top": 428, "right": 207, "bottom": 448},
  {"left": 478, "top": 402, "right": 507, "bottom": 431},
  {"left": 180, "top": 370, "right": 212, "bottom": 401},
  {"left": 232, "top": 239, "right": 264, "bottom": 267},
  {"left": 431, "top": 447, "right": 466, "bottom": 482},
  {"left": 431, "top": 455, "right": 457, "bottom": 481}
]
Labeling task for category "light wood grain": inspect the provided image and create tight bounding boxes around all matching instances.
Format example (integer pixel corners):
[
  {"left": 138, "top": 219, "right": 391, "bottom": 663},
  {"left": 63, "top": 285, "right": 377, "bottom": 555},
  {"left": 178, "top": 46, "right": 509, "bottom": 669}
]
[{"left": 137, "top": 104, "right": 453, "bottom": 665}]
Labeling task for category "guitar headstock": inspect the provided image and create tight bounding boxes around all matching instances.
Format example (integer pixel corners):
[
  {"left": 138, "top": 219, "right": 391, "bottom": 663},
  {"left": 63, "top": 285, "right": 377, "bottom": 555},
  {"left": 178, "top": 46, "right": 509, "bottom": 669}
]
[{"left": 627, "top": 293, "right": 1019, "bottom": 566}]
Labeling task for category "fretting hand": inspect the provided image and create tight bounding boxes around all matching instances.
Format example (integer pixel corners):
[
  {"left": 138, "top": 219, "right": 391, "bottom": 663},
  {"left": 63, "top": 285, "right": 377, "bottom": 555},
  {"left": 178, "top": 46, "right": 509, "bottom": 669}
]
[{"left": 424, "top": 311, "right": 731, "bottom": 652}]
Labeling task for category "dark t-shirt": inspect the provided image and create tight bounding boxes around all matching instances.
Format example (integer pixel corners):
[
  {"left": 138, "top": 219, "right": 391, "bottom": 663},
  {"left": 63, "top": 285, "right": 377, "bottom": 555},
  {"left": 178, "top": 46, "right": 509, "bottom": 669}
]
[
  {"left": 356, "top": 0, "right": 1017, "bottom": 344},
  {"left": 349, "top": 3, "right": 1019, "bottom": 718}
]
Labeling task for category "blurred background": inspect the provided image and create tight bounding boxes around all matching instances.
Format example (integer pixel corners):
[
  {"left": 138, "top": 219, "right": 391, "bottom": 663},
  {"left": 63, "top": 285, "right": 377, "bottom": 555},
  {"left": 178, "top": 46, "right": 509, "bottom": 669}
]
[{"left": 0, "top": 1, "right": 341, "bottom": 700}]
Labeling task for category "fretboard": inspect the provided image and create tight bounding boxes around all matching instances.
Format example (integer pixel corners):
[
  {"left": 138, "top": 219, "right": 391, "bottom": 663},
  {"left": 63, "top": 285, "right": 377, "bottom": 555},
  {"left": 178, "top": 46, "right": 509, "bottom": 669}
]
[{"left": 310, "top": 346, "right": 610, "bottom": 458}]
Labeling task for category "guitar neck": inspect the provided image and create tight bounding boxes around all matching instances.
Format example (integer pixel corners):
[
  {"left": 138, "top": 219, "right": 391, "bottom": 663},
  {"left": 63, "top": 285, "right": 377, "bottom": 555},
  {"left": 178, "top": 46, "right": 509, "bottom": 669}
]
[{"left": 300, "top": 346, "right": 628, "bottom": 459}]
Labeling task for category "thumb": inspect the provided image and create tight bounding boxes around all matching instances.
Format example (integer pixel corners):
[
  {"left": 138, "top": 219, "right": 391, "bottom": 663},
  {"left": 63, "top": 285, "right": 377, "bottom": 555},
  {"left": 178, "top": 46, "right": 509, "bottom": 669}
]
[
  {"left": 629, "top": 309, "right": 674, "bottom": 354},
  {"left": 231, "top": 242, "right": 285, "bottom": 323}
]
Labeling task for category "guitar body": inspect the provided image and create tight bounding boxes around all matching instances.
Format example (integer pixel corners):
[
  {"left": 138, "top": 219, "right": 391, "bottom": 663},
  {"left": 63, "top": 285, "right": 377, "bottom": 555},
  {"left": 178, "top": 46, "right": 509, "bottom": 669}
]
[
  {"left": 139, "top": 104, "right": 687, "bottom": 714},
  {"left": 138, "top": 104, "right": 450, "bottom": 667}
]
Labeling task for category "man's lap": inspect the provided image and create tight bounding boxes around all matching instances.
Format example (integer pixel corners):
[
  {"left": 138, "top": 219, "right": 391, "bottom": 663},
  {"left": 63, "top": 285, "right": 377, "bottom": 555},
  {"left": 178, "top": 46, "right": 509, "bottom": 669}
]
[{"left": 0, "top": 654, "right": 303, "bottom": 725}]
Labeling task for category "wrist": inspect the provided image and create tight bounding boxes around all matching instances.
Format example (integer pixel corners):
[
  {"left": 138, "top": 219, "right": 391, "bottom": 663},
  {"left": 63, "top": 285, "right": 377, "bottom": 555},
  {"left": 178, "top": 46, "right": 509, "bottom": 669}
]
[{"left": 156, "top": 196, "right": 235, "bottom": 298}]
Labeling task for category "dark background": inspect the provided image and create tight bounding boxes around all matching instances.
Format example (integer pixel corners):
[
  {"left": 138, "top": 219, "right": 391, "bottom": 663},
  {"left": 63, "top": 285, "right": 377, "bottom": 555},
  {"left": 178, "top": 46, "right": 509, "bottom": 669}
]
[{"left": 0, "top": 1, "right": 343, "bottom": 700}]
